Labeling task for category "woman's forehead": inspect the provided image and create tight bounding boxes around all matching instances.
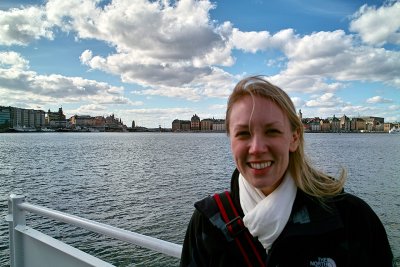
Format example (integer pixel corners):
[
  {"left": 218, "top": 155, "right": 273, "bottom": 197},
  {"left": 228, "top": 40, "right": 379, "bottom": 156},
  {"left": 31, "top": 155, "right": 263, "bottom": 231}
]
[{"left": 230, "top": 96, "right": 287, "bottom": 123}]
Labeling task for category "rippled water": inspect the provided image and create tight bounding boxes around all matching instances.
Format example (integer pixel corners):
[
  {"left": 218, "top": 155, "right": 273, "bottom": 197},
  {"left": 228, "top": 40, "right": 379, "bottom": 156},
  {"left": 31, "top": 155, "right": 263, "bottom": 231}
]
[{"left": 0, "top": 132, "right": 399, "bottom": 266}]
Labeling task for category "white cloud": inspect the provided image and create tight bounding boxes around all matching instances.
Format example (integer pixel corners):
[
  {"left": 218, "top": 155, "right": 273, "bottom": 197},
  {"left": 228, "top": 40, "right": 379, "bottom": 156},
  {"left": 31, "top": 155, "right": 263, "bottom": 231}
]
[
  {"left": 0, "top": 51, "right": 29, "bottom": 69},
  {"left": 60, "top": 0, "right": 233, "bottom": 87},
  {"left": 366, "top": 96, "right": 393, "bottom": 104},
  {"left": 0, "top": 6, "right": 54, "bottom": 46},
  {"left": 268, "top": 74, "right": 344, "bottom": 94},
  {"left": 350, "top": 2, "right": 400, "bottom": 46},
  {"left": 132, "top": 67, "right": 236, "bottom": 100},
  {"left": 284, "top": 30, "right": 352, "bottom": 61},
  {"left": 0, "top": 0, "right": 399, "bottom": 127},
  {"left": 79, "top": 49, "right": 93, "bottom": 64},
  {"left": 272, "top": 30, "right": 400, "bottom": 89},
  {"left": 70, "top": 104, "right": 108, "bottom": 115},
  {"left": 0, "top": 51, "right": 134, "bottom": 107},
  {"left": 306, "top": 93, "right": 344, "bottom": 108},
  {"left": 291, "top": 97, "right": 305, "bottom": 110},
  {"left": 231, "top": 29, "right": 271, "bottom": 53},
  {"left": 208, "top": 104, "right": 226, "bottom": 110}
]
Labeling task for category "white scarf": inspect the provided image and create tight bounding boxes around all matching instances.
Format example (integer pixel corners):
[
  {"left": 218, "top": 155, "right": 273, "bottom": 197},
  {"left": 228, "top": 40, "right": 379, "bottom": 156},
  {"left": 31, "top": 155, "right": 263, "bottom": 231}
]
[{"left": 239, "top": 172, "right": 297, "bottom": 251}]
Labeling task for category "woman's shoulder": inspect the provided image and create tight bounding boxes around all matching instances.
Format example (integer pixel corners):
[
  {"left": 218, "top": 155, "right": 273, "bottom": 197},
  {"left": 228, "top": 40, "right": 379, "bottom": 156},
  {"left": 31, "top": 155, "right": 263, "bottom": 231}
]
[
  {"left": 295, "top": 190, "right": 383, "bottom": 226},
  {"left": 329, "top": 192, "right": 388, "bottom": 231},
  {"left": 332, "top": 192, "right": 377, "bottom": 214}
]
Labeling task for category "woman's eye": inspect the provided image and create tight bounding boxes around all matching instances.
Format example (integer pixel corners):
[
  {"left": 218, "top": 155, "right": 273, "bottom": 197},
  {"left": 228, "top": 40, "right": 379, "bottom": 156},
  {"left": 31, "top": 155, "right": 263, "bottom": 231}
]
[
  {"left": 267, "top": 129, "right": 281, "bottom": 134},
  {"left": 236, "top": 131, "right": 250, "bottom": 137}
]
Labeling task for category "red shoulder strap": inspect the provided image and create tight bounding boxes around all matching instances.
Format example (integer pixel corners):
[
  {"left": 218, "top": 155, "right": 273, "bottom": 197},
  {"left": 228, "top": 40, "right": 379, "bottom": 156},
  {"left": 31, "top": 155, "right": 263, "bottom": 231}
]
[{"left": 213, "top": 191, "right": 266, "bottom": 267}]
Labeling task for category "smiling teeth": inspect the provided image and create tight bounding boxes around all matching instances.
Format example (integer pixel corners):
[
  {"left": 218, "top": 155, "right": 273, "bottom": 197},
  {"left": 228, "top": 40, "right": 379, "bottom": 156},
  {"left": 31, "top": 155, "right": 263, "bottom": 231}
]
[{"left": 250, "top": 162, "right": 271, "bottom": 169}]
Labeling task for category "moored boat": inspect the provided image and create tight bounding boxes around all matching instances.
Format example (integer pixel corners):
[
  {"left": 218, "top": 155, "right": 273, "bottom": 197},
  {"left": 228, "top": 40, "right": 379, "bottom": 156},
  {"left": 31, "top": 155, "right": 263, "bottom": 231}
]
[{"left": 389, "top": 127, "right": 400, "bottom": 134}]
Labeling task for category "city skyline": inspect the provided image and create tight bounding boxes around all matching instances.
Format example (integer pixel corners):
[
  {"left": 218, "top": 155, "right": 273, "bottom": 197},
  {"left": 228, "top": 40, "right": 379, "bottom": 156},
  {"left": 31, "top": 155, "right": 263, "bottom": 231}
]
[
  {"left": 2, "top": 104, "right": 396, "bottom": 129},
  {"left": 1, "top": 0, "right": 399, "bottom": 127}
]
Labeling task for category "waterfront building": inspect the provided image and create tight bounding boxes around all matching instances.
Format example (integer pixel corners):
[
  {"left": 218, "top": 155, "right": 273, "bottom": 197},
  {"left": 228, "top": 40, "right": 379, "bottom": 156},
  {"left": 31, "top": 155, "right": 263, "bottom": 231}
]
[
  {"left": 70, "top": 115, "right": 93, "bottom": 127},
  {"left": 10, "top": 108, "right": 21, "bottom": 128},
  {"left": 47, "top": 107, "right": 67, "bottom": 128},
  {"left": 320, "top": 119, "right": 330, "bottom": 132},
  {"left": 172, "top": 119, "right": 191, "bottom": 131},
  {"left": 69, "top": 114, "right": 124, "bottom": 131},
  {"left": 34, "top": 110, "right": 46, "bottom": 127},
  {"left": 21, "top": 109, "right": 29, "bottom": 127},
  {"left": 191, "top": 114, "right": 200, "bottom": 131},
  {"left": 329, "top": 115, "right": 340, "bottom": 132},
  {"left": 105, "top": 114, "right": 125, "bottom": 131},
  {"left": 172, "top": 119, "right": 181, "bottom": 132},
  {"left": 212, "top": 119, "right": 226, "bottom": 132},
  {"left": 340, "top": 115, "right": 351, "bottom": 132},
  {"left": 0, "top": 106, "right": 11, "bottom": 129},
  {"left": 309, "top": 118, "right": 321, "bottom": 132},
  {"left": 384, "top": 123, "right": 392, "bottom": 132},
  {"left": 181, "top": 120, "right": 191, "bottom": 131},
  {"left": 0, "top": 106, "right": 45, "bottom": 130},
  {"left": 351, "top": 118, "right": 366, "bottom": 132},
  {"left": 361, "top": 116, "right": 384, "bottom": 132},
  {"left": 201, "top": 118, "right": 214, "bottom": 131}
]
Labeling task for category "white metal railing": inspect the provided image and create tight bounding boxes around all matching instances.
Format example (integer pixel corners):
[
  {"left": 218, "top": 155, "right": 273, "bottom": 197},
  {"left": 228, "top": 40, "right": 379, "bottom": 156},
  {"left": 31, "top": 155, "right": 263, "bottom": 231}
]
[{"left": 6, "top": 194, "right": 182, "bottom": 267}]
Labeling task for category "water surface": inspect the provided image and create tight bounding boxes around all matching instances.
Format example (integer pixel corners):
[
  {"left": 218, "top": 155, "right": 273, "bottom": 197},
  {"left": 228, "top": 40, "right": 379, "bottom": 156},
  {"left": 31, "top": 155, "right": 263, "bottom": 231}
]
[{"left": 0, "top": 132, "right": 398, "bottom": 266}]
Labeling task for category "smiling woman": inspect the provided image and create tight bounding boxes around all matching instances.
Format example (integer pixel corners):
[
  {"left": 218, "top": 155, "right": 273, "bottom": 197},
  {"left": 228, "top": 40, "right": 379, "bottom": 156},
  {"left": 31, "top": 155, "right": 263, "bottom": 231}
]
[
  {"left": 228, "top": 95, "right": 299, "bottom": 196},
  {"left": 180, "top": 76, "right": 393, "bottom": 267}
]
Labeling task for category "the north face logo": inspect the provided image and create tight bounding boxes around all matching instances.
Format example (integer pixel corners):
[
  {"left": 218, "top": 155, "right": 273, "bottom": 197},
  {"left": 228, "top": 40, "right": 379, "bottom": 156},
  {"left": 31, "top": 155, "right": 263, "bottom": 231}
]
[{"left": 309, "top": 257, "right": 336, "bottom": 267}]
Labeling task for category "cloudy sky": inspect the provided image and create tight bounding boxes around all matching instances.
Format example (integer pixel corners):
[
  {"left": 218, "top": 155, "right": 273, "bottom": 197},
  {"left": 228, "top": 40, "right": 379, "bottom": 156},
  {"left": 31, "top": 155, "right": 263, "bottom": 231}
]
[{"left": 1, "top": 0, "right": 399, "bottom": 127}]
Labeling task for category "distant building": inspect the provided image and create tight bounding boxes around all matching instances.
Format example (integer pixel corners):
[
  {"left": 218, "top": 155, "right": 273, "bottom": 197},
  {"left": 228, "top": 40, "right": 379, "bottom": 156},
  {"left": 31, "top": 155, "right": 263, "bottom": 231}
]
[
  {"left": 0, "top": 106, "right": 45, "bottom": 130},
  {"left": 340, "top": 115, "right": 351, "bottom": 132},
  {"left": 69, "top": 114, "right": 125, "bottom": 131},
  {"left": 361, "top": 116, "right": 384, "bottom": 132},
  {"left": 351, "top": 118, "right": 366, "bottom": 132},
  {"left": 212, "top": 119, "right": 226, "bottom": 132},
  {"left": 191, "top": 114, "right": 200, "bottom": 131},
  {"left": 172, "top": 119, "right": 191, "bottom": 131},
  {"left": 0, "top": 106, "right": 11, "bottom": 129},
  {"left": 201, "top": 118, "right": 214, "bottom": 131},
  {"left": 47, "top": 107, "right": 66, "bottom": 128},
  {"left": 320, "top": 119, "right": 330, "bottom": 132},
  {"left": 132, "top": 120, "right": 135, "bottom": 128},
  {"left": 181, "top": 120, "right": 191, "bottom": 131},
  {"left": 298, "top": 109, "right": 302, "bottom": 120},
  {"left": 69, "top": 115, "right": 95, "bottom": 129},
  {"left": 309, "top": 118, "right": 321, "bottom": 132},
  {"left": 172, "top": 119, "right": 181, "bottom": 132},
  {"left": 329, "top": 115, "right": 340, "bottom": 132}
]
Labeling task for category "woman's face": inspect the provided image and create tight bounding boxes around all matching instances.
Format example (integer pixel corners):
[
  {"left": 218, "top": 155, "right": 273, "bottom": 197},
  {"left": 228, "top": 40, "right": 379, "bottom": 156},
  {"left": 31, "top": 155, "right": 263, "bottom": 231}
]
[{"left": 229, "top": 95, "right": 299, "bottom": 195}]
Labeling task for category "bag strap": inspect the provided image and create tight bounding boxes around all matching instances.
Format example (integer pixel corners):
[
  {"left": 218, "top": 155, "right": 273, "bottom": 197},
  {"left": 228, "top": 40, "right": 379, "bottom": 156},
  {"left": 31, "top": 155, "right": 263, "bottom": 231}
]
[{"left": 213, "top": 191, "right": 266, "bottom": 267}]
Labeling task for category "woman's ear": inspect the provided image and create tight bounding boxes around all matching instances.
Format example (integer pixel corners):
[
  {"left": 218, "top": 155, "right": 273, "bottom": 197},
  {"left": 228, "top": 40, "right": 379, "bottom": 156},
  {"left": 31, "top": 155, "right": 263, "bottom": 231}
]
[{"left": 289, "top": 128, "right": 300, "bottom": 152}]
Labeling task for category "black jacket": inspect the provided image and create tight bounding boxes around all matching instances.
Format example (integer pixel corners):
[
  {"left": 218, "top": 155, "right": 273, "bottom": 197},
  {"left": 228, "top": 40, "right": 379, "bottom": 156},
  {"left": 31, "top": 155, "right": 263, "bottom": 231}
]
[{"left": 180, "top": 169, "right": 393, "bottom": 267}]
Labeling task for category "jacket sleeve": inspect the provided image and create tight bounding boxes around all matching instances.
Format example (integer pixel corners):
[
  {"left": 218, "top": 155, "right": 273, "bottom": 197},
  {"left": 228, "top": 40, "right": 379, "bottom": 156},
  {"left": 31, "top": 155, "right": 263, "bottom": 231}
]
[
  {"left": 180, "top": 209, "right": 209, "bottom": 266},
  {"left": 180, "top": 209, "right": 233, "bottom": 267},
  {"left": 365, "top": 204, "right": 394, "bottom": 266},
  {"left": 341, "top": 194, "right": 394, "bottom": 266}
]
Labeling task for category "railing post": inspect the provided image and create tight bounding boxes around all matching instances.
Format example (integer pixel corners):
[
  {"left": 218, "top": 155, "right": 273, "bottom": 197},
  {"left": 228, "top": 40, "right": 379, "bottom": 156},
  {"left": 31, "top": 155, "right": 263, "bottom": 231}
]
[{"left": 8, "top": 194, "right": 26, "bottom": 267}]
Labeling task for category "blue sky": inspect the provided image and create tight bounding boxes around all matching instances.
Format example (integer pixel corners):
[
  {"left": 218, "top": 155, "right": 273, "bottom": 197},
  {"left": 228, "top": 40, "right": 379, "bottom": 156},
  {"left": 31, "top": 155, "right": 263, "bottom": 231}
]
[{"left": 0, "top": 0, "right": 399, "bottom": 127}]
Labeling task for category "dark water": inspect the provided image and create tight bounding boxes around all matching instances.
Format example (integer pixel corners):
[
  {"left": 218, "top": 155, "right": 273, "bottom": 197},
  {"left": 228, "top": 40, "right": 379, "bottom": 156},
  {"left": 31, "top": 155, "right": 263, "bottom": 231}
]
[{"left": 0, "top": 132, "right": 399, "bottom": 266}]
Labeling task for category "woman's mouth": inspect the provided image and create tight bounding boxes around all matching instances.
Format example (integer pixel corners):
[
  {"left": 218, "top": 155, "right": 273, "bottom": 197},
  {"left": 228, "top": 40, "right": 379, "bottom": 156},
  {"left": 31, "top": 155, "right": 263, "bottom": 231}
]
[{"left": 249, "top": 161, "right": 272, "bottom": 170}]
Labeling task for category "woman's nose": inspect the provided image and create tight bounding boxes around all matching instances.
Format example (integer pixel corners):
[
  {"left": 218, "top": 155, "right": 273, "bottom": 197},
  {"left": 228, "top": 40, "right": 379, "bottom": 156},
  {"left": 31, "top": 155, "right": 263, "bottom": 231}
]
[{"left": 249, "top": 134, "right": 268, "bottom": 155}]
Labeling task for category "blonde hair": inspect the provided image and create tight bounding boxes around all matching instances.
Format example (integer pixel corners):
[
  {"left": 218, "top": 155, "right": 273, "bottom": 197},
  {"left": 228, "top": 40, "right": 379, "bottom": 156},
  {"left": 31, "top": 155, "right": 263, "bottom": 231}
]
[{"left": 226, "top": 76, "right": 346, "bottom": 198}]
